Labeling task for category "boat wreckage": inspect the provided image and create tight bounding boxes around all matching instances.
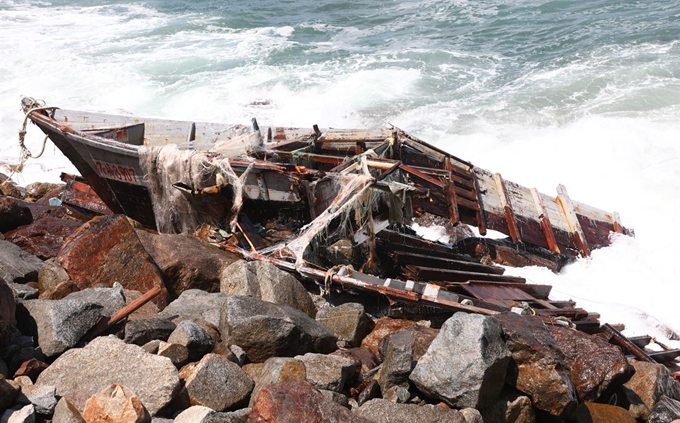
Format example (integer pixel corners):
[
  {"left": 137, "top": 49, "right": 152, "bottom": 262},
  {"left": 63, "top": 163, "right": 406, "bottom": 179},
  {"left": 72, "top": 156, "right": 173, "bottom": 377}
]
[{"left": 18, "top": 97, "right": 677, "bottom": 367}]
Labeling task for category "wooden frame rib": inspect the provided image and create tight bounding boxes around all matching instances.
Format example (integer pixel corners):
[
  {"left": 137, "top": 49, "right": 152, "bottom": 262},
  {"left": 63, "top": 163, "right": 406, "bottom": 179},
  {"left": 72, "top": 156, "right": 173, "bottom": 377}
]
[
  {"left": 493, "top": 173, "right": 521, "bottom": 244},
  {"left": 531, "top": 188, "right": 560, "bottom": 254},
  {"left": 556, "top": 184, "right": 590, "bottom": 257}
]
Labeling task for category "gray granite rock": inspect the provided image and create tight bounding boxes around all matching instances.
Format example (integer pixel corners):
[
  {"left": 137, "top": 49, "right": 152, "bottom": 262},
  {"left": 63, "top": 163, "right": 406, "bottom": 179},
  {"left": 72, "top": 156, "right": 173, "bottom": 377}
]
[
  {"left": 36, "top": 336, "right": 180, "bottom": 415},
  {"left": 8, "top": 282, "right": 38, "bottom": 300},
  {"left": 51, "top": 397, "right": 85, "bottom": 423},
  {"left": 179, "top": 353, "right": 254, "bottom": 412},
  {"left": 158, "top": 289, "right": 228, "bottom": 327},
  {"left": 354, "top": 399, "right": 466, "bottom": 423},
  {"left": 0, "top": 404, "right": 35, "bottom": 423},
  {"left": 157, "top": 341, "right": 189, "bottom": 368},
  {"left": 167, "top": 320, "right": 215, "bottom": 362},
  {"left": 296, "top": 352, "right": 357, "bottom": 393},
  {"left": 16, "top": 384, "right": 58, "bottom": 415},
  {"left": 220, "top": 295, "right": 337, "bottom": 363},
  {"left": 410, "top": 313, "right": 511, "bottom": 409},
  {"left": 316, "top": 302, "right": 374, "bottom": 347},
  {"left": 174, "top": 406, "right": 251, "bottom": 423},
  {"left": 377, "top": 329, "right": 415, "bottom": 395},
  {"left": 124, "top": 318, "right": 176, "bottom": 346},
  {"left": 220, "top": 260, "right": 317, "bottom": 318},
  {"left": 0, "top": 240, "right": 43, "bottom": 284}
]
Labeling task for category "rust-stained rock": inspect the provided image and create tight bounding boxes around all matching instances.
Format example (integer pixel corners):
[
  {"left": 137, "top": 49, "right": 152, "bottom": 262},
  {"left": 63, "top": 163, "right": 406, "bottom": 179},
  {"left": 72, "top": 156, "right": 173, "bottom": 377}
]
[
  {"left": 5, "top": 217, "right": 82, "bottom": 260},
  {"left": 624, "top": 359, "right": 680, "bottom": 409},
  {"left": 58, "top": 215, "right": 168, "bottom": 309},
  {"left": 13, "top": 358, "right": 48, "bottom": 381},
  {"left": 249, "top": 380, "right": 370, "bottom": 423},
  {"left": 573, "top": 402, "right": 637, "bottom": 423},
  {"left": 0, "top": 277, "right": 16, "bottom": 343},
  {"left": 0, "top": 197, "right": 32, "bottom": 232},
  {"left": 136, "top": 229, "right": 240, "bottom": 298},
  {"left": 38, "top": 258, "right": 73, "bottom": 295},
  {"left": 41, "top": 279, "right": 80, "bottom": 300},
  {"left": 82, "top": 383, "right": 150, "bottom": 423},
  {"left": 548, "top": 325, "right": 634, "bottom": 401},
  {"left": 249, "top": 357, "right": 307, "bottom": 407},
  {"left": 496, "top": 312, "right": 577, "bottom": 418},
  {"left": 24, "top": 199, "right": 90, "bottom": 222},
  {"left": 360, "top": 317, "right": 419, "bottom": 359},
  {"left": 295, "top": 352, "right": 357, "bottom": 393}
]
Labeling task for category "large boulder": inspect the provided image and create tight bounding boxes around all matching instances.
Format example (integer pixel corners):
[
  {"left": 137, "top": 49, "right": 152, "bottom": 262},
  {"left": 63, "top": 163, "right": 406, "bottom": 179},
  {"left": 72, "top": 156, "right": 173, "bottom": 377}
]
[
  {"left": 36, "top": 336, "right": 180, "bottom": 415},
  {"left": 4, "top": 218, "right": 82, "bottom": 260},
  {"left": 495, "top": 312, "right": 577, "bottom": 418},
  {"left": 220, "top": 295, "right": 337, "bottom": 363},
  {"left": 178, "top": 353, "right": 254, "bottom": 411},
  {"left": 17, "top": 287, "right": 126, "bottom": 357},
  {"left": 158, "top": 290, "right": 227, "bottom": 328},
  {"left": 410, "top": 313, "right": 511, "bottom": 409},
  {"left": 0, "top": 197, "right": 32, "bottom": 232},
  {"left": 0, "top": 277, "right": 16, "bottom": 343},
  {"left": 548, "top": 325, "right": 634, "bottom": 401},
  {"left": 249, "top": 380, "right": 369, "bottom": 423},
  {"left": 57, "top": 215, "right": 168, "bottom": 309},
  {"left": 82, "top": 384, "right": 150, "bottom": 423},
  {"left": 360, "top": 317, "right": 419, "bottom": 358},
  {"left": 295, "top": 353, "right": 357, "bottom": 393},
  {"left": 624, "top": 359, "right": 680, "bottom": 409},
  {"left": 315, "top": 303, "right": 374, "bottom": 347},
  {"left": 0, "top": 240, "right": 44, "bottom": 284},
  {"left": 354, "top": 399, "right": 467, "bottom": 423},
  {"left": 220, "top": 260, "right": 317, "bottom": 318},
  {"left": 136, "top": 230, "right": 240, "bottom": 298}
]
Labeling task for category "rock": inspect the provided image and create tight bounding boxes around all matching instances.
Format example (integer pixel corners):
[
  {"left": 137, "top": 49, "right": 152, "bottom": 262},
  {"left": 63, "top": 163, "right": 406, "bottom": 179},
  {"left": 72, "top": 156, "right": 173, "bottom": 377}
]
[
  {"left": 158, "top": 289, "right": 227, "bottom": 328},
  {"left": 377, "top": 330, "right": 415, "bottom": 395},
  {"left": 382, "top": 385, "right": 410, "bottom": 403},
  {"left": 136, "top": 230, "right": 240, "bottom": 297},
  {"left": 573, "top": 402, "right": 637, "bottom": 423},
  {"left": 57, "top": 215, "right": 168, "bottom": 309},
  {"left": 13, "top": 358, "right": 48, "bottom": 380},
  {"left": 141, "top": 340, "right": 161, "bottom": 354},
  {"left": 18, "top": 287, "right": 125, "bottom": 357},
  {"left": 0, "top": 240, "right": 43, "bottom": 284},
  {"left": 649, "top": 395, "right": 680, "bottom": 423},
  {"left": 174, "top": 406, "right": 251, "bottom": 423},
  {"left": 332, "top": 347, "right": 379, "bottom": 375},
  {"left": 548, "top": 325, "right": 633, "bottom": 401},
  {"left": 360, "top": 317, "right": 419, "bottom": 358},
  {"left": 379, "top": 324, "right": 438, "bottom": 362},
  {"left": 36, "top": 336, "right": 180, "bottom": 415},
  {"left": 295, "top": 353, "right": 357, "bottom": 393},
  {"left": 624, "top": 359, "right": 680, "bottom": 409},
  {"left": 167, "top": 320, "right": 215, "bottom": 362},
  {"left": 249, "top": 357, "right": 307, "bottom": 407},
  {"left": 14, "top": 375, "right": 33, "bottom": 388},
  {"left": 220, "top": 260, "right": 317, "bottom": 318},
  {"left": 0, "top": 277, "right": 16, "bottom": 343},
  {"left": 37, "top": 258, "right": 72, "bottom": 296},
  {"left": 459, "top": 408, "right": 484, "bottom": 423},
  {"left": 249, "top": 380, "right": 369, "bottom": 423},
  {"left": 7, "top": 282, "right": 38, "bottom": 300},
  {"left": 1, "top": 336, "right": 45, "bottom": 377},
  {"left": 325, "top": 238, "right": 354, "bottom": 265},
  {"left": 0, "top": 379, "right": 20, "bottom": 411},
  {"left": 315, "top": 303, "right": 374, "bottom": 347},
  {"left": 495, "top": 312, "right": 577, "bottom": 418},
  {"left": 82, "top": 383, "right": 150, "bottom": 423},
  {"left": 357, "top": 380, "right": 381, "bottom": 406},
  {"left": 479, "top": 388, "right": 535, "bottom": 423},
  {"left": 124, "top": 319, "right": 176, "bottom": 346},
  {"left": 40, "top": 280, "right": 80, "bottom": 300},
  {"left": 52, "top": 397, "right": 85, "bottom": 423},
  {"left": 179, "top": 353, "right": 254, "bottom": 411},
  {"left": 0, "top": 197, "right": 32, "bottom": 232},
  {"left": 0, "top": 404, "right": 35, "bottom": 423},
  {"left": 157, "top": 342, "right": 188, "bottom": 368},
  {"left": 16, "top": 384, "right": 58, "bottom": 415},
  {"left": 410, "top": 313, "right": 511, "bottom": 409},
  {"left": 355, "top": 398, "right": 466, "bottom": 423},
  {"left": 4, "top": 217, "right": 82, "bottom": 260},
  {"left": 319, "top": 389, "right": 350, "bottom": 408},
  {"left": 122, "top": 290, "right": 160, "bottom": 321},
  {"left": 24, "top": 183, "right": 64, "bottom": 202},
  {"left": 220, "top": 295, "right": 337, "bottom": 363}
]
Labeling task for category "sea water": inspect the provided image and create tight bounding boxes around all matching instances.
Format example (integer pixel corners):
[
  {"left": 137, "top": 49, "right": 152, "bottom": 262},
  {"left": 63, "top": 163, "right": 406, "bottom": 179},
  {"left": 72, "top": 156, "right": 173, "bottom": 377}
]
[{"left": 1, "top": 0, "right": 679, "bottom": 342}]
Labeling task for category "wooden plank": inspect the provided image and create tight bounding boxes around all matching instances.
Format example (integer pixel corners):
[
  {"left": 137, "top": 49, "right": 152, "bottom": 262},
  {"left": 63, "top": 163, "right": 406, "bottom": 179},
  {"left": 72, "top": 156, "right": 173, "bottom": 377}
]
[
  {"left": 556, "top": 184, "right": 590, "bottom": 257},
  {"left": 601, "top": 323, "right": 654, "bottom": 363},
  {"left": 531, "top": 187, "right": 560, "bottom": 254},
  {"left": 237, "top": 214, "right": 268, "bottom": 251},
  {"left": 400, "top": 164, "right": 446, "bottom": 188},
  {"left": 409, "top": 265, "right": 527, "bottom": 284},
  {"left": 471, "top": 170, "right": 488, "bottom": 235},
  {"left": 494, "top": 173, "right": 522, "bottom": 244},
  {"left": 391, "top": 252, "right": 504, "bottom": 275}
]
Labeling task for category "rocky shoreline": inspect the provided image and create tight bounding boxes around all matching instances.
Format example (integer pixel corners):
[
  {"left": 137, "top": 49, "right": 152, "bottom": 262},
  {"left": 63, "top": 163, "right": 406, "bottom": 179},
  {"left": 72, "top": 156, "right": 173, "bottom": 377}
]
[{"left": 1, "top": 179, "right": 679, "bottom": 423}]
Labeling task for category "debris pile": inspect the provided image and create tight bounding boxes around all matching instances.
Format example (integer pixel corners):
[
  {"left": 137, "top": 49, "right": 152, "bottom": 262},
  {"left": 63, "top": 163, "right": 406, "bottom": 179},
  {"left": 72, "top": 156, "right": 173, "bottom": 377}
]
[{"left": 0, "top": 177, "right": 679, "bottom": 423}]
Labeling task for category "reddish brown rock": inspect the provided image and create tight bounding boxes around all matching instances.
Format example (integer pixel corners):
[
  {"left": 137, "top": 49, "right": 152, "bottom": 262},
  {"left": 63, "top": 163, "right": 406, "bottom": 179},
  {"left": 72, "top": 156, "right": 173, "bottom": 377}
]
[
  {"left": 0, "top": 197, "right": 32, "bottom": 232},
  {"left": 5, "top": 217, "right": 83, "bottom": 259},
  {"left": 82, "top": 383, "right": 150, "bottom": 423},
  {"left": 24, "top": 199, "right": 90, "bottom": 222},
  {"left": 41, "top": 279, "right": 80, "bottom": 300},
  {"left": 548, "top": 325, "right": 634, "bottom": 401},
  {"left": 58, "top": 215, "right": 168, "bottom": 309},
  {"left": 496, "top": 312, "right": 577, "bottom": 418},
  {"left": 135, "top": 229, "right": 240, "bottom": 298},
  {"left": 624, "top": 359, "right": 680, "bottom": 409},
  {"left": 0, "top": 276, "right": 16, "bottom": 342},
  {"left": 332, "top": 347, "right": 379, "bottom": 376},
  {"left": 13, "top": 358, "right": 49, "bottom": 381},
  {"left": 573, "top": 402, "right": 637, "bottom": 423},
  {"left": 249, "top": 380, "right": 370, "bottom": 423},
  {"left": 360, "top": 317, "right": 419, "bottom": 359},
  {"left": 379, "top": 324, "right": 439, "bottom": 361}
]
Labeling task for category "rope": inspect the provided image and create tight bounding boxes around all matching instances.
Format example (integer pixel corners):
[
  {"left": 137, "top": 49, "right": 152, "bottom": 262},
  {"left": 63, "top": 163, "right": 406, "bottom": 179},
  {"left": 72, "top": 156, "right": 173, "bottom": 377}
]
[{"left": 322, "top": 264, "right": 353, "bottom": 297}]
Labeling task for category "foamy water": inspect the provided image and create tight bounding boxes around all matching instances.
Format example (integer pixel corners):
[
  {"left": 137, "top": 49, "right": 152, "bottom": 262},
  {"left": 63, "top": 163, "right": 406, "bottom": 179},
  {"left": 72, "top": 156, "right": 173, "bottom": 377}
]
[{"left": 1, "top": 0, "right": 679, "bottom": 344}]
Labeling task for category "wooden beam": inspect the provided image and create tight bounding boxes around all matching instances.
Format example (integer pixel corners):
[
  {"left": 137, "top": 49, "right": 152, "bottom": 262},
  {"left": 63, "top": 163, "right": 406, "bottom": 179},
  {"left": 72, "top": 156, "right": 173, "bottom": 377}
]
[
  {"left": 471, "top": 169, "right": 488, "bottom": 235},
  {"left": 493, "top": 173, "right": 522, "bottom": 244},
  {"left": 556, "top": 184, "right": 590, "bottom": 257},
  {"left": 601, "top": 323, "right": 654, "bottom": 363},
  {"left": 612, "top": 211, "right": 624, "bottom": 234},
  {"left": 444, "top": 161, "right": 460, "bottom": 224},
  {"left": 531, "top": 188, "right": 560, "bottom": 254}
]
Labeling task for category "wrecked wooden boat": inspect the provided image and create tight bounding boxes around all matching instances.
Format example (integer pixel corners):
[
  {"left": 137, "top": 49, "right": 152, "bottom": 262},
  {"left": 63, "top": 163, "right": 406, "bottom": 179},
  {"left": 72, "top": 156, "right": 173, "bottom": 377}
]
[{"left": 20, "top": 96, "right": 635, "bottom": 327}]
